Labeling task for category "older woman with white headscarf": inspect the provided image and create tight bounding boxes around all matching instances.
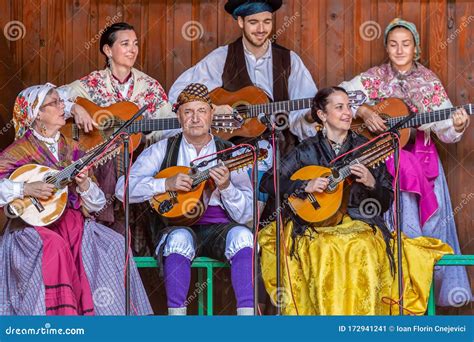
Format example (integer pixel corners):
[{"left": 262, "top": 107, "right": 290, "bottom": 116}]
[{"left": 0, "top": 84, "right": 152, "bottom": 316}]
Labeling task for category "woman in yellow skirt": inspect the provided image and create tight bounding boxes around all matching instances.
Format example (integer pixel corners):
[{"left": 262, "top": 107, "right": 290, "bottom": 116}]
[{"left": 258, "top": 87, "right": 453, "bottom": 315}]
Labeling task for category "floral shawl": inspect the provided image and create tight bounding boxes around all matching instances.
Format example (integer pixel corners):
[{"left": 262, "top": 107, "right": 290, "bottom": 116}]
[{"left": 340, "top": 62, "right": 454, "bottom": 227}]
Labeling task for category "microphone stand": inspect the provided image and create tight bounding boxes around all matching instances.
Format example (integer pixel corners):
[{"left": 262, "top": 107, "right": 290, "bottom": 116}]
[
  {"left": 259, "top": 113, "right": 283, "bottom": 316},
  {"left": 274, "top": 128, "right": 282, "bottom": 316},
  {"left": 123, "top": 135, "right": 131, "bottom": 315},
  {"left": 77, "top": 105, "right": 146, "bottom": 316},
  {"left": 120, "top": 106, "right": 147, "bottom": 316},
  {"left": 384, "top": 113, "right": 415, "bottom": 315},
  {"left": 235, "top": 129, "right": 274, "bottom": 315},
  {"left": 252, "top": 141, "right": 260, "bottom": 315}
]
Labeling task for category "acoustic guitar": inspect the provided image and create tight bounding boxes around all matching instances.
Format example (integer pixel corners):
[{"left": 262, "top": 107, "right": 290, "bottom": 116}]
[
  {"left": 288, "top": 136, "right": 395, "bottom": 225},
  {"left": 5, "top": 143, "right": 120, "bottom": 227},
  {"left": 210, "top": 86, "right": 367, "bottom": 140},
  {"left": 150, "top": 149, "right": 268, "bottom": 226},
  {"left": 351, "top": 98, "right": 473, "bottom": 147},
  {"left": 61, "top": 97, "right": 239, "bottom": 152}
]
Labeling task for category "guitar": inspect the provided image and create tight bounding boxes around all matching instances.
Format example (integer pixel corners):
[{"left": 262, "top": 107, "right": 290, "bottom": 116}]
[
  {"left": 210, "top": 86, "right": 367, "bottom": 140},
  {"left": 6, "top": 143, "right": 120, "bottom": 227},
  {"left": 61, "top": 97, "right": 238, "bottom": 152},
  {"left": 288, "top": 136, "right": 395, "bottom": 225},
  {"left": 351, "top": 98, "right": 474, "bottom": 147},
  {"left": 150, "top": 149, "right": 268, "bottom": 226}
]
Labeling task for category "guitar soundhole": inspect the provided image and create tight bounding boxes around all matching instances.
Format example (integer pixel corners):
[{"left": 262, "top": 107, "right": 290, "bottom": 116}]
[{"left": 234, "top": 105, "right": 248, "bottom": 119}]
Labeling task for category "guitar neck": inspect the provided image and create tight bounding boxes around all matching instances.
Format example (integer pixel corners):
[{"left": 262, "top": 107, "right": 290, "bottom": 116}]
[
  {"left": 327, "top": 139, "right": 394, "bottom": 188},
  {"left": 49, "top": 145, "right": 119, "bottom": 188},
  {"left": 120, "top": 117, "right": 225, "bottom": 134},
  {"left": 245, "top": 98, "right": 313, "bottom": 118},
  {"left": 387, "top": 104, "right": 473, "bottom": 129},
  {"left": 241, "top": 90, "right": 367, "bottom": 119},
  {"left": 127, "top": 118, "right": 182, "bottom": 134},
  {"left": 190, "top": 151, "right": 262, "bottom": 187}
]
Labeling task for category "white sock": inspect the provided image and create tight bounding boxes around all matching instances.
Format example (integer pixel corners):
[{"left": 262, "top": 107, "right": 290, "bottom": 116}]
[
  {"left": 237, "top": 307, "right": 254, "bottom": 316},
  {"left": 168, "top": 307, "right": 187, "bottom": 316}
]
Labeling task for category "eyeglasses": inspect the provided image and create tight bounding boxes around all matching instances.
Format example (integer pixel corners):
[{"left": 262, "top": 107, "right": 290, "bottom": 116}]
[{"left": 40, "top": 98, "right": 64, "bottom": 109}]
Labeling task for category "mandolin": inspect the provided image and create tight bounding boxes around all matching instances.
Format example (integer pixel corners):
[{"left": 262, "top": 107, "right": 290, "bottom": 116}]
[
  {"left": 150, "top": 149, "right": 268, "bottom": 226},
  {"left": 351, "top": 98, "right": 473, "bottom": 147},
  {"left": 288, "top": 136, "right": 395, "bottom": 225},
  {"left": 210, "top": 86, "right": 367, "bottom": 140},
  {"left": 61, "top": 97, "right": 239, "bottom": 152},
  {"left": 5, "top": 143, "right": 121, "bottom": 227}
]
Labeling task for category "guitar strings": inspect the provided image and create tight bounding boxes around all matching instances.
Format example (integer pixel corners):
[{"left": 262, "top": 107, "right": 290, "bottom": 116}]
[{"left": 351, "top": 104, "right": 471, "bottom": 130}]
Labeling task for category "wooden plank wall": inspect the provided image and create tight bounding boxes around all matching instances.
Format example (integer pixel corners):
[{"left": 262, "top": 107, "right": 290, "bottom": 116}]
[{"left": 0, "top": 0, "right": 473, "bottom": 314}]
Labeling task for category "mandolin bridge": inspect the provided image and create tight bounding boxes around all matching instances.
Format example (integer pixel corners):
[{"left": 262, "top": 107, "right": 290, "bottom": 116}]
[
  {"left": 158, "top": 200, "right": 173, "bottom": 214},
  {"left": 31, "top": 197, "right": 45, "bottom": 213},
  {"left": 157, "top": 192, "right": 178, "bottom": 214}
]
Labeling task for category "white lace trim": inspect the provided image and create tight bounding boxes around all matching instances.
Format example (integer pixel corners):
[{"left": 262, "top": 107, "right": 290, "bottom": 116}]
[{"left": 31, "top": 129, "right": 60, "bottom": 144}]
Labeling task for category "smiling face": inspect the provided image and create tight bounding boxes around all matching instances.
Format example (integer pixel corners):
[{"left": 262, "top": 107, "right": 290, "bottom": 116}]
[
  {"left": 103, "top": 29, "right": 138, "bottom": 69},
  {"left": 238, "top": 11, "right": 273, "bottom": 48},
  {"left": 317, "top": 91, "right": 352, "bottom": 133},
  {"left": 386, "top": 27, "right": 416, "bottom": 72},
  {"left": 177, "top": 101, "right": 213, "bottom": 140},
  {"left": 35, "top": 90, "right": 66, "bottom": 134}
]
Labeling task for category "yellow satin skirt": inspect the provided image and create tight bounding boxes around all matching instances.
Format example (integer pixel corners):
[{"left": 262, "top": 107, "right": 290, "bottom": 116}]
[{"left": 259, "top": 215, "right": 453, "bottom": 315}]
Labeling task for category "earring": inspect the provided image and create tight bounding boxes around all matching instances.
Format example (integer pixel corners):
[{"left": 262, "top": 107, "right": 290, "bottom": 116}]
[
  {"left": 322, "top": 125, "right": 327, "bottom": 138},
  {"left": 39, "top": 121, "right": 47, "bottom": 135},
  {"left": 108, "top": 56, "right": 113, "bottom": 71}
]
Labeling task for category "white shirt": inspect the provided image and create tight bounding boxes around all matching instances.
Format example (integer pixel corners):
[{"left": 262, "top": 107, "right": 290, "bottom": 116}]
[
  {"left": 0, "top": 177, "right": 105, "bottom": 214},
  {"left": 168, "top": 40, "right": 318, "bottom": 141},
  {"left": 0, "top": 130, "right": 106, "bottom": 213},
  {"left": 115, "top": 135, "right": 254, "bottom": 224}
]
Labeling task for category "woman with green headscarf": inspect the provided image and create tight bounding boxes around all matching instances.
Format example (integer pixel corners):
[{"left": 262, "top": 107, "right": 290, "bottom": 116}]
[{"left": 339, "top": 18, "right": 471, "bottom": 307}]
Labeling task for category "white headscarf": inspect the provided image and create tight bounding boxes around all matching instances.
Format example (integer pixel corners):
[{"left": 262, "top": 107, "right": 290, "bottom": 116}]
[{"left": 12, "top": 82, "right": 56, "bottom": 139}]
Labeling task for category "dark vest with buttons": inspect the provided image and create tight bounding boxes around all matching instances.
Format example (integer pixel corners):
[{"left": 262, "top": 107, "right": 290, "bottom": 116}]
[{"left": 221, "top": 37, "right": 291, "bottom": 102}]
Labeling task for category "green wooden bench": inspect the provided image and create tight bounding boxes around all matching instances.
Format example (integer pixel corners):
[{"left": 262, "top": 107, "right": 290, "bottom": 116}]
[
  {"left": 134, "top": 256, "right": 229, "bottom": 316},
  {"left": 427, "top": 254, "right": 474, "bottom": 315}
]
